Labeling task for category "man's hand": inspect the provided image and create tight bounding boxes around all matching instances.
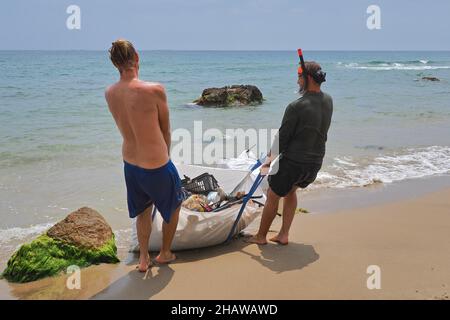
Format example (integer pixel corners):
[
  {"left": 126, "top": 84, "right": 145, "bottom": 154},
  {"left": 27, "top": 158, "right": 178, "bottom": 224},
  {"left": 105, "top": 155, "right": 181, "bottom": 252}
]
[{"left": 260, "top": 162, "right": 271, "bottom": 176}]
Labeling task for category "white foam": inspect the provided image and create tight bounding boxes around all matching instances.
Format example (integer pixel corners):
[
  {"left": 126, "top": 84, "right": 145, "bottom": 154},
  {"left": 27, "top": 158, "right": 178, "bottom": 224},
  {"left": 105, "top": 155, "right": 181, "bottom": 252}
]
[
  {"left": 355, "top": 66, "right": 449, "bottom": 71},
  {"left": 344, "top": 62, "right": 450, "bottom": 71},
  {"left": 0, "top": 222, "right": 54, "bottom": 245},
  {"left": 314, "top": 146, "right": 450, "bottom": 189},
  {"left": 333, "top": 156, "right": 358, "bottom": 167},
  {"left": 217, "top": 146, "right": 450, "bottom": 190}
]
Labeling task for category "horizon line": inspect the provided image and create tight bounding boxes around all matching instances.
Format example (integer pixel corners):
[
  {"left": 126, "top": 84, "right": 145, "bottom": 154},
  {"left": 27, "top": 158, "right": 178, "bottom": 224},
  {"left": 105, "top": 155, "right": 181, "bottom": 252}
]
[{"left": 1, "top": 49, "right": 450, "bottom": 52}]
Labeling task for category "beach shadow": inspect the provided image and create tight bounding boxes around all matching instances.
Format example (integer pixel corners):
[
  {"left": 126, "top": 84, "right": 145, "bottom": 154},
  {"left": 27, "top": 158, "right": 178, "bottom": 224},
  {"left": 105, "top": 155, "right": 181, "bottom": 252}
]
[
  {"left": 91, "top": 263, "right": 174, "bottom": 300},
  {"left": 172, "top": 237, "right": 320, "bottom": 274},
  {"left": 90, "top": 238, "right": 318, "bottom": 299},
  {"left": 242, "top": 242, "right": 320, "bottom": 273}
]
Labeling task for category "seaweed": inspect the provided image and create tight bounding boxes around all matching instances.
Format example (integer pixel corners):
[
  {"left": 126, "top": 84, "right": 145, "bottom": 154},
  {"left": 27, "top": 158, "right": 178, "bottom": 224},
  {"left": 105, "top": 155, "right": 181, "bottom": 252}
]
[
  {"left": 1, "top": 234, "right": 120, "bottom": 283},
  {"left": 226, "top": 92, "right": 240, "bottom": 106}
]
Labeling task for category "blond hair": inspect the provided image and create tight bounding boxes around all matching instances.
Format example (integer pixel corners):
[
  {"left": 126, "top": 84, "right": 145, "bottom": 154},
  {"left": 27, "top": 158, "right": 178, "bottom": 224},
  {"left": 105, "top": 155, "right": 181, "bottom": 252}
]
[{"left": 109, "top": 39, "right": 137, "bottom": 70}]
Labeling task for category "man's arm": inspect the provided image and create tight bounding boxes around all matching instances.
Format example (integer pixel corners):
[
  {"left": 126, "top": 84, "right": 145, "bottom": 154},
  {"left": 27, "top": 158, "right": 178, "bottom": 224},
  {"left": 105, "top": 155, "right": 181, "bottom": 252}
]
[
  {"left": 269, "top": 103, "right": 298, "bottom": 158},
  {"left": 155, "top": 85, "right": 171, "bottom": 155},
  {"left": 260, "top": 104, "right": 298, "bottom": 175}
]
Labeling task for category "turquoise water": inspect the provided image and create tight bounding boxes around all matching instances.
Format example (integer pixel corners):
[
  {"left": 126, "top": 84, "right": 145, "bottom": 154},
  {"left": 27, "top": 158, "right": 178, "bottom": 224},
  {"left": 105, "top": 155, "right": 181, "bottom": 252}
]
[{"left": 1, "top": 50, "right": 450, "bottom": 257}]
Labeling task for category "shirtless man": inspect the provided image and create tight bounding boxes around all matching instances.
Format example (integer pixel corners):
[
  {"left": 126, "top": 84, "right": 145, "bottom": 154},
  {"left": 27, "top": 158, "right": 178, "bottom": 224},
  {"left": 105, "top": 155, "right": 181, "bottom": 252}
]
[{"left": 105, "top": 39, "right": 183, "bottom": 272}]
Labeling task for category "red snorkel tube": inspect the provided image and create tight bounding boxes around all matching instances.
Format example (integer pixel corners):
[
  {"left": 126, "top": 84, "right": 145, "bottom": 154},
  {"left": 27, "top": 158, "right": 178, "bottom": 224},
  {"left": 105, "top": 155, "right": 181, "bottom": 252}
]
[{"left": 297, "top": 48, "right": 308, "bottom": 93}]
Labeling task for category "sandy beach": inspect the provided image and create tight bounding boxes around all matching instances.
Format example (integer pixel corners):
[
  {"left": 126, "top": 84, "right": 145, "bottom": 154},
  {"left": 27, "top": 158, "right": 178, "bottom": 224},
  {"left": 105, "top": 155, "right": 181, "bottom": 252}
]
[{"left": 1, "top": 177, "right": 449, "bottom": 300}]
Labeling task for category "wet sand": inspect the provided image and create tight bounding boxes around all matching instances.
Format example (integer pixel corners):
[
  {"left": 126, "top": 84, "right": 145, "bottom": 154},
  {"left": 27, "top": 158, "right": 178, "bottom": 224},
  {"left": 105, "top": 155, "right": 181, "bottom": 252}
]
[{"left": 1, "top": 181, "right": 449, "bottom": 300}]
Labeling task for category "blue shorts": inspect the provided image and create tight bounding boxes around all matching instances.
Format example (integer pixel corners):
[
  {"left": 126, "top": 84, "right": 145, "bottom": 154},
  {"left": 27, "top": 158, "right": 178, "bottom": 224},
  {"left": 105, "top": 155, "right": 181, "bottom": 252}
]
[{"left": 124, "top": 159, "right": 184, "bottom": 223}]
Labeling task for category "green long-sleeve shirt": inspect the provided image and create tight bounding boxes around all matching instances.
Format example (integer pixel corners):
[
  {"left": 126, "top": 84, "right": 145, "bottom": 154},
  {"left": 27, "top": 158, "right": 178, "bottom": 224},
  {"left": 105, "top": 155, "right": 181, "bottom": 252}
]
[{"left": 271, "top": 91, "right": 333, "bottom": 164}]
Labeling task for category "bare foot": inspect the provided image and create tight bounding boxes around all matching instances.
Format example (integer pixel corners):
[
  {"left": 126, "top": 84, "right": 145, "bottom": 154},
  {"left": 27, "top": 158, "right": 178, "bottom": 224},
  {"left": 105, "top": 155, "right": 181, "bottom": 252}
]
[
  {"left": 244, "top": 235, "right": 268, "bottom": 245},
  {"left": 155, "top": 252, "right": 177, "bottom": 264},
  {"left": 137, "top": 253, "right": 152, "bottom": 272},
  {"left": 269, "top": 234, "right": 289, "bottom": 245}
]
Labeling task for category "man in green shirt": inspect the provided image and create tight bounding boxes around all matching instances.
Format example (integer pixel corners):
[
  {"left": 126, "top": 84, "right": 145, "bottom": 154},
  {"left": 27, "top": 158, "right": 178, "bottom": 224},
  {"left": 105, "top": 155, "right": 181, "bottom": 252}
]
[{"left": 248, "top": 61, "right": 333, "bottom": 245}]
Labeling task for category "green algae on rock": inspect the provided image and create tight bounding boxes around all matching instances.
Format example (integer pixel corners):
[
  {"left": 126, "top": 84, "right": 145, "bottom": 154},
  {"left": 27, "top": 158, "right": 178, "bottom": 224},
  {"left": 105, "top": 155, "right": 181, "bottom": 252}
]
[
  {"left": 2, "top": 234, "right": 119, "bottom": 283},
  {"left": 1, "top": 207, "right": 120, "bottom": 283}
]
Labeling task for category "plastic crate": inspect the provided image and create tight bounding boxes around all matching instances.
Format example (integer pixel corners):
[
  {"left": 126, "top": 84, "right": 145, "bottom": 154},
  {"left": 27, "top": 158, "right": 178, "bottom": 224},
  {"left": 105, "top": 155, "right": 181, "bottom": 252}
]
[{"left": 181, "top": 173, "right": 219, "bottom": 195}]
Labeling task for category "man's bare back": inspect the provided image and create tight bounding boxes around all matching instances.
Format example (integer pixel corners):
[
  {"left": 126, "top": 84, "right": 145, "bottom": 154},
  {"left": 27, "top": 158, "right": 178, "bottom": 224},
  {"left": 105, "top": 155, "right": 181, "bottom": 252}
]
[
  {"left": 105, "top": 79, "right": 170, "bottom": 169},
  {"left": 107, "top": 39, "right": 181, "bottom": 272}
]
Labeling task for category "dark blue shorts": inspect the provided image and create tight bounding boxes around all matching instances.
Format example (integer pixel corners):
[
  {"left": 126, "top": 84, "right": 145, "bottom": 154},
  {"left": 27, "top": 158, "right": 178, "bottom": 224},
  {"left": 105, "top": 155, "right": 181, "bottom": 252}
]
[{"left": 124, "top": 159, "right": 183, "bottom": 223}]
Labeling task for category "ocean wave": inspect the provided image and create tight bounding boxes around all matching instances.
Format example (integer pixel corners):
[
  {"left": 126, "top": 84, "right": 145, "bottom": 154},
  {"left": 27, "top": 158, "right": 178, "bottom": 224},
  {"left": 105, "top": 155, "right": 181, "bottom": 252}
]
[
  {"left": 366, "top": 60, "right": 431, "bottom": 65},
  {"left": 218, "top": 146, "right": 450, "bottom": 190},
  {"left": 355, "top": 66, "right": 449, "bottom": 71},
  {"left": 0, "top": 222, "right": 53, "bottom": 245},
  {"left": 345, "top": 64, "right": 450, "bottom": 71},
  {"left": 340, "top": 60, "right": 450, "bottom": 71},
  {"left": 315, "top": 146, "right": 450, "bottom": 189}
]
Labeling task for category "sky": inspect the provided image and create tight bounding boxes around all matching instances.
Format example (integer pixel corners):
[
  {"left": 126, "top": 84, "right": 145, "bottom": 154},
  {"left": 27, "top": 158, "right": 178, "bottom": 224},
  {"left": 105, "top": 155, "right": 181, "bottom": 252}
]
[{"left": 0, "top": 0, "right": 449, "bottom": 50}]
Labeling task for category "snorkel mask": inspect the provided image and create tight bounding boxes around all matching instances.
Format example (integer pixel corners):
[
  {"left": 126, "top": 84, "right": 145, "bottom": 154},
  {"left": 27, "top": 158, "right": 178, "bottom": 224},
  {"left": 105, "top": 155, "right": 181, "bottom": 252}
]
[{"left": 297, "top": 48, "right": 327, "bottom": 93}]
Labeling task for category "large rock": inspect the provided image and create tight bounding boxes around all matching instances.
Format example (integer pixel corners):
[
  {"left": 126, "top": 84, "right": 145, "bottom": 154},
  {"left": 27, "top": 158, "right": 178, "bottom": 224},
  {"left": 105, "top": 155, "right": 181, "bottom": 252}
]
[
  {"left": 1, "top": 207, "right": 119, "bottom": 283},
  {"left": 194, "top": 85, "right": 263, "bottom": 107},
  {"left": 47, "top": 207, "right": 113, "bottom": 249}
]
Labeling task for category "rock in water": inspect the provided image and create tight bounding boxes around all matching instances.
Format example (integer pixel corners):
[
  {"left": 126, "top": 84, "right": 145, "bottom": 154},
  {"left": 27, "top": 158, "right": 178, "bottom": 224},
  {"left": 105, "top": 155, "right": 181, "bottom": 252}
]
[
  {"left": 422, "top": 76, "right": 440, "bottom": 81},
  {"left": 194, "top": 85, "right": 263, "bottom": 107},
  {"left": 1, "top": 207, "right": 119, "bottom": 283}
]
